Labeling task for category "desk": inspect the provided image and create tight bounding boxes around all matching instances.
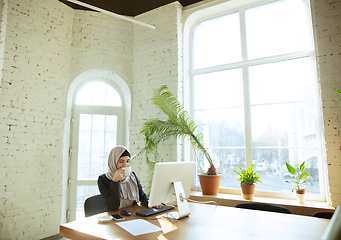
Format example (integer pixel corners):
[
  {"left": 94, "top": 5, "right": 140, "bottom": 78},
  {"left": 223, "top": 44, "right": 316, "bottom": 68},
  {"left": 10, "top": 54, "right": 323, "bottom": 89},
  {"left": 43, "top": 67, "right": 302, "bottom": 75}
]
[{"left": 60, "top": 202, "right": 330, "bottom": 239}]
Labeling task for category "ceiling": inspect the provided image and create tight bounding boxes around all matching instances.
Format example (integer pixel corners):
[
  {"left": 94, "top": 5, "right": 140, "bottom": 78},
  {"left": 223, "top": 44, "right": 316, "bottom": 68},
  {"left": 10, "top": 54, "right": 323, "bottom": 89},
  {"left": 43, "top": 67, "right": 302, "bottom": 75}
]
[{"left": 58, "top": 0, "right": 203, "bottom": 17}]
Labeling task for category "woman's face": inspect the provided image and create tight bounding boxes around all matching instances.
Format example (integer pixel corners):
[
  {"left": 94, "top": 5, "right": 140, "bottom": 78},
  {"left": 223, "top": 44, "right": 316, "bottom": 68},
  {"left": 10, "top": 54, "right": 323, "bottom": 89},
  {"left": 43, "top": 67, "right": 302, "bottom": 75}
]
[{"left": 116, "top": 155, "right": 130, "bottom": 169}]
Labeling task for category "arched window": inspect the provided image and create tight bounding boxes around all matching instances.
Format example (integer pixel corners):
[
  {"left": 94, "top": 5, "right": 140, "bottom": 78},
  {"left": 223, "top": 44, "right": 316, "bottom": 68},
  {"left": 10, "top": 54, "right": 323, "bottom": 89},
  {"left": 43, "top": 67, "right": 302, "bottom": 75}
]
[
  {"left": 69, "top": 80, "right": 125, "bottom": 220},
  {"left": 185, "top": 0, "right": 325, "bottom": 201},
  {"left": 75, "top": 81, "right": 122, "bottom": 106}
]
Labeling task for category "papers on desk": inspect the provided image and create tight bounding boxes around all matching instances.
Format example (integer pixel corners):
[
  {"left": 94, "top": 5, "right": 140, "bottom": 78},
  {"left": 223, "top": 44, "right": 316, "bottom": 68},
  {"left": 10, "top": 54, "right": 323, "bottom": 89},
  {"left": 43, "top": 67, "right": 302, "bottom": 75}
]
[{"left": 116, "top": 219, "right": 162, "bottom": 236}]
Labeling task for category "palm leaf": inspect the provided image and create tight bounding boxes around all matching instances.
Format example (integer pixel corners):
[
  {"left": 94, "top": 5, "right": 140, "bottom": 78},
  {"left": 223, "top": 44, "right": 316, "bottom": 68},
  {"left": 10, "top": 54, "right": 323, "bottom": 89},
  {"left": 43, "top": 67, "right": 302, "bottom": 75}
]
[{"left": 138, "top": 85, "right": 215, "bottom": 176}]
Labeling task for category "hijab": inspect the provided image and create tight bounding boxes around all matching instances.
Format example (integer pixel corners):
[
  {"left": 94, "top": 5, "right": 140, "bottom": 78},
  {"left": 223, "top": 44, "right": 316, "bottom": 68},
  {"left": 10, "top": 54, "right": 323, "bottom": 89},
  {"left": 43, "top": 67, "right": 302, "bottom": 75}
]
[{"left": 105, "top": 146, "right": 139, "bottom": 202}]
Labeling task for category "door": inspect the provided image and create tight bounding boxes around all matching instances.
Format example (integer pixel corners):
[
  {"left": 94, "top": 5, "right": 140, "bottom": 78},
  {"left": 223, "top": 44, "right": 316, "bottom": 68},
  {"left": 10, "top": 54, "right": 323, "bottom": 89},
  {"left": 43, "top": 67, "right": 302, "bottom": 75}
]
[{"left": 68, "top": 81, "right": 124, "bottom": 221}]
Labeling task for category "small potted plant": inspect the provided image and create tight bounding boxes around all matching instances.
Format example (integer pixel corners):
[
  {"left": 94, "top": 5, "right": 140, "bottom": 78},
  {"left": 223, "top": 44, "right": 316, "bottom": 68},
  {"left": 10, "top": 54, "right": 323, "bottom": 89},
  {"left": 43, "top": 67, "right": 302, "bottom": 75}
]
[
  {"left": 285, "top": 161, "right": 310, "bottom": 204},
  {"left": 233, "top": 164, "right": 261, "bottom": 200}
]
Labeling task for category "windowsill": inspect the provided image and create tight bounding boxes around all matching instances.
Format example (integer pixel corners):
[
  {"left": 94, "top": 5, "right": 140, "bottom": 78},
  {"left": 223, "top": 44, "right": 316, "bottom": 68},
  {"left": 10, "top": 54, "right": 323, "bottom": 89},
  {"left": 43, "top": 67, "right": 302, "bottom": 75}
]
[{"left": 189, "top": 191, "right": 335, "bottom": 216}]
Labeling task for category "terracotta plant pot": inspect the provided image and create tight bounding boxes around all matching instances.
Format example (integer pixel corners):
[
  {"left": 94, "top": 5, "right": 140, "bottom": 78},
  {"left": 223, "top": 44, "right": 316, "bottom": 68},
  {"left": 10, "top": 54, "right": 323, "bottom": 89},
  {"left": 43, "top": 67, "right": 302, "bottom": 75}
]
[
  {"left": 240, "top": 184, "right": 255, "bottom": 200},
  {"left": 198, "top": 174, "right": 221, "bottom": 195},
  {"left": 295, "top": 189, "right": 306, "bottom": 204}
]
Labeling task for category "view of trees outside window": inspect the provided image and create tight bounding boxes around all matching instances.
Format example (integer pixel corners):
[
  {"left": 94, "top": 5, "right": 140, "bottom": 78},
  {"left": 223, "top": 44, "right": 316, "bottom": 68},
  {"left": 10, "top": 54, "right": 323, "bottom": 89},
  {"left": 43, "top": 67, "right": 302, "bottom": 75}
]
[{"left": 192, "top": 0, "right": 321, "bottom": 195}]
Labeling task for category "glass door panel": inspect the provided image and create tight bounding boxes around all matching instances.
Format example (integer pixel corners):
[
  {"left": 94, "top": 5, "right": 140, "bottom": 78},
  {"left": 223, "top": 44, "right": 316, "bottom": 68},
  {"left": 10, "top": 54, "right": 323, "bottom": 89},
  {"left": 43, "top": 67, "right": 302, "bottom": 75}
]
[
  {"left": 77, "top": 114, "right": 117, "bottom": 180},
  {"left": 69, "top": 107, "right": 122, "bottom": 221}
]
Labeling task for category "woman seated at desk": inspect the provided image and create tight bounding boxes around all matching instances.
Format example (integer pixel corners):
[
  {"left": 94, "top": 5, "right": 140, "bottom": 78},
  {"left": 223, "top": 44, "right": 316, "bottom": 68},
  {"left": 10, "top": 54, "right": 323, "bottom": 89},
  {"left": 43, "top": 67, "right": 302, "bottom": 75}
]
[{"left": 98, "top": 145, "right": 149, "bottom": 211}]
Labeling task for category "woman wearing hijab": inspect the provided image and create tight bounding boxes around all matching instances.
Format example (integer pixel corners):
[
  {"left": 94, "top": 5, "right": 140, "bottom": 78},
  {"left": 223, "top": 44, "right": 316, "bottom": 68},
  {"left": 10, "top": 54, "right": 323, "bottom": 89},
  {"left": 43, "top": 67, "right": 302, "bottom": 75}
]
[{"left": 98, "top": 145, "right": 149, "bottom": 211}]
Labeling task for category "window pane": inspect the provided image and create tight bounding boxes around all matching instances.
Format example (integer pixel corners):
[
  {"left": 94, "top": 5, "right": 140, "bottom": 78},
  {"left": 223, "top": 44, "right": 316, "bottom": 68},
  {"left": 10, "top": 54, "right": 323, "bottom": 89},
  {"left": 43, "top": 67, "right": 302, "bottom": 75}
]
[
  {"left": 246, "top": 0, "right": 313, "bottom": 59},
  {"left": 194, "top": 148, "right": 247, "bottom": 189},
  {"left": 105, "top": 115, "right": 117, "bottom": 131},
  {"left": 193, "top": 69, "right": 245, "bottom": 143},
  {"left": 92, "top": 115, "right": 105, "bottom": 131},
  {"left": 249, "top": 58, "right": 319, "bottom": 194},
  {"left": 77, "top": 114, "right": 117, "bottom": 180},
  {"left": 76, "top": 81, "right": 122, "bottom": 106},
  {"left": 190, "top": 0, "right": 321, "bottom": 198},
  {"left": 193, "top": 69, "right": 244, "bottom": 110},
  {"left": 105, "top": 115, "right": 118, "bottom": 153},
  {"left": 76, "top": 185, "right": 100, "bottom": 219},
  {"left": 79, "top": 114, "right": 92, "bottom": 130},
  {"left": 193, "top": 69, "right": 245, "bottom": 179},
  {"left": 193, "top": 12, "right": 241, "bottom": 69},
  {"left": 251, "top": 149, "right": 319, "bottom": 193}
]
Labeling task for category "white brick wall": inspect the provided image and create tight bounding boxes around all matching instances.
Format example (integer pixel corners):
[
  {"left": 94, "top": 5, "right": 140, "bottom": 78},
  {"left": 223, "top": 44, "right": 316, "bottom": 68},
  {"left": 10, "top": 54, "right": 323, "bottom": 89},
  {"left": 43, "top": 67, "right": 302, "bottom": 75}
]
[
  {"left": 311, "top": 0, "right": 341, "bottom": 207},
  {"left": 70, "top": 10, "right": 134, "bottom": 85},
  {"left": 0, "top": 0, "right": 73, "bottom": 239},
  {"left": 129, "top": 2, "right": 183, "bottom": 186}
]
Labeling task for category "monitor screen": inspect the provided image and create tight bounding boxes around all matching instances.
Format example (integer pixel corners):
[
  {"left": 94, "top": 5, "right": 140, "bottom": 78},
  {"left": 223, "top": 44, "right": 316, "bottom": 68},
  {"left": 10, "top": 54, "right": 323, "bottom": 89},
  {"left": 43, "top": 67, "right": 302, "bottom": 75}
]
[{"left": 148, "top": 162, "right": 196, "bottom": 208}]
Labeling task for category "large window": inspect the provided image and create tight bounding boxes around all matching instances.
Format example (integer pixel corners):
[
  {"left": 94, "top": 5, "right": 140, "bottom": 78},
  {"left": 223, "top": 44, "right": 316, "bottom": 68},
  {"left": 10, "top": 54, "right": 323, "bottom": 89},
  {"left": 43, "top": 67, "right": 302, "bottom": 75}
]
[{"left": 189, "top": 0, "right": 324, "bottom": 199}]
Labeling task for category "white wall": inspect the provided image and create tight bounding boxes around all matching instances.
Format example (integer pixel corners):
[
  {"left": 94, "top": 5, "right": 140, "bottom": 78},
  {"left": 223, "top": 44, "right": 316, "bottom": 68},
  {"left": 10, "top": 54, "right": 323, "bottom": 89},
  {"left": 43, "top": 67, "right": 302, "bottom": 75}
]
[
  {"left": 0, "top": 0, "right": 73, "bottom": 238},
  {"left": 130, "top": 2, "right": 183, "bottom": 186},
  {"left": 310, "top": 0, "right": 341, "bottom": 207}
]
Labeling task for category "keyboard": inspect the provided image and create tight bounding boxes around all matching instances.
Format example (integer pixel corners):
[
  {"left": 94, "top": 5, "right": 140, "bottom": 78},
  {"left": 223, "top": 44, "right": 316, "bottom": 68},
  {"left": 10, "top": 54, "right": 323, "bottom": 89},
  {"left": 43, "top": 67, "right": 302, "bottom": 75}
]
[{"left": 136, "top": 205, "right": 175, "bottom": 217}]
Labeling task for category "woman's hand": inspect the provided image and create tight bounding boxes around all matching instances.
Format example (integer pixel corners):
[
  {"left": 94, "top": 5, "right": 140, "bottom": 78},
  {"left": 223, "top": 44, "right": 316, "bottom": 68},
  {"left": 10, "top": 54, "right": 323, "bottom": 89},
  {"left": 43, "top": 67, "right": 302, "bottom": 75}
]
[{"left": 112, "top": 169, "right": 124, "bottom": 182}]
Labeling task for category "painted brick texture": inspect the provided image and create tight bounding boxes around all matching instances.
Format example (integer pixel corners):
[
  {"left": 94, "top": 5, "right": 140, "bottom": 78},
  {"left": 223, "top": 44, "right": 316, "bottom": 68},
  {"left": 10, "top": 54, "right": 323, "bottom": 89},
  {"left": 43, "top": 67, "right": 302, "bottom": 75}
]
[
  {"left": 311, "top": 0, "right": 341, "bottom": 207},
  {"left": 0, "top": 0, "right": 73, "bottom": 239},
  {"left": 129, "top": 2, "right": 183, "bottom": 186},
  {"left": 70, "top": 10, "right": 133, "bottom": 85}
]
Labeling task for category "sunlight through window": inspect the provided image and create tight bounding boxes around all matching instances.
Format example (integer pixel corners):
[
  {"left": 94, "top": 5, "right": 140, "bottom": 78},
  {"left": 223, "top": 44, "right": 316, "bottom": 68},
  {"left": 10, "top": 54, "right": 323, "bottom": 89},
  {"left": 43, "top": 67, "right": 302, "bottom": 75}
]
[
  {"left": 76, "top": 81, "right": 122, "bottom": 106},
  {"left": 190, "top": 0, "right": 322, "bottom": 198}
]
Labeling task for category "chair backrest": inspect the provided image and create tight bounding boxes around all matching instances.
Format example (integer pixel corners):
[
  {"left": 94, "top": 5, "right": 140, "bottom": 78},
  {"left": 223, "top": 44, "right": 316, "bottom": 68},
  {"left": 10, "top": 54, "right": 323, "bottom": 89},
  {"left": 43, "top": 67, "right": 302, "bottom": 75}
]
[
  {"left": 84, "top": 194, "right": 106, "bottom": 217},
  {"left": 235, "top": 202, "right": 291, "bottom": 214},
  {"left": 321, "top": 206, "right": 341, "bottom": 240},
  {"left": 313, "top": 211, "right": 334, "bottom": 219}
]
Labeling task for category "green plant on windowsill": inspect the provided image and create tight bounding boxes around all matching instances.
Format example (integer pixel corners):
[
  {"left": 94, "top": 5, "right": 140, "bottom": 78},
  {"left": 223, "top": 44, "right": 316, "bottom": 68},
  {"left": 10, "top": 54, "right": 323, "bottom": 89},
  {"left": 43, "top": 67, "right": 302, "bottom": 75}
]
[
  {"left": 232, "top": 164, "right": 261, "bottom": 200},
  {"left": 285, "top": 161, "right": 310, "bottom": 192},
  {"left": 233, "top": 164, "right": 261, "bottom": 185}
]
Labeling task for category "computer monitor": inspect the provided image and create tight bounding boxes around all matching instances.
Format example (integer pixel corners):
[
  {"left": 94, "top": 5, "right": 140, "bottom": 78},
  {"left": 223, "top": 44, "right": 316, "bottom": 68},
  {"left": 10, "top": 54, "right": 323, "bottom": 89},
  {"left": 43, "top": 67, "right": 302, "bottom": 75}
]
[{"left": 148, "top": 161, "right": 196, "bottom": 219}]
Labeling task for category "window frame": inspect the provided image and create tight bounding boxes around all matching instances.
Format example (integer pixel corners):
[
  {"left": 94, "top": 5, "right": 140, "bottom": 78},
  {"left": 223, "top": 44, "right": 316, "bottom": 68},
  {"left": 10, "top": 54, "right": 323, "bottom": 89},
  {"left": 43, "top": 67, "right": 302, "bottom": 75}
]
[
  {"left": 68, "top": 79, "right": 125, "bottom": 220},
  {"left": 184, "top": 0, "right": 327, "bottom": 201}
]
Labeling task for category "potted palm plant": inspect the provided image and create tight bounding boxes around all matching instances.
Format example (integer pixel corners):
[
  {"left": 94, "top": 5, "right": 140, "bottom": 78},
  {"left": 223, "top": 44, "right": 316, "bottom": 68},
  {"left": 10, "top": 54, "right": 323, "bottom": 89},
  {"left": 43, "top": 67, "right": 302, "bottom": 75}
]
[
  {"left": 232, "top": 164, "right": 261, "bottom": 200},
  {"left": 285, "top": 161, "right": 310, "bottom": 204},
  {"left": 136, "top": 85, "right": 220, "bottom": 195}
]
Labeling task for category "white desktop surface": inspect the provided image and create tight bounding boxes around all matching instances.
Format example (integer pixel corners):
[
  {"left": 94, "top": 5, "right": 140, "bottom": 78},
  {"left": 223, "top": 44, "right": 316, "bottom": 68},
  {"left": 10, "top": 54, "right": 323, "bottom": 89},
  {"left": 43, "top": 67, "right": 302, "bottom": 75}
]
[{"left": 60, "top": 202, "right": 330, "bottom": 240}]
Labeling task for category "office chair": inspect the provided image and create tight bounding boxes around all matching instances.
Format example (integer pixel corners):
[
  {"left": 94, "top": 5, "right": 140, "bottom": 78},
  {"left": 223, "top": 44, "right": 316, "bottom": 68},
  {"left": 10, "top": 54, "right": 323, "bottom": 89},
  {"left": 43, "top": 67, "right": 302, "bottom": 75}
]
[
  {"left": 84, "top": 194, "right": 106, "bottom": 217},
  {"left": 313, "top": 211, "right": 334, "bottom": 219},
  {"left": 235, "top": 202, "right": 291, "bottom": 214}
]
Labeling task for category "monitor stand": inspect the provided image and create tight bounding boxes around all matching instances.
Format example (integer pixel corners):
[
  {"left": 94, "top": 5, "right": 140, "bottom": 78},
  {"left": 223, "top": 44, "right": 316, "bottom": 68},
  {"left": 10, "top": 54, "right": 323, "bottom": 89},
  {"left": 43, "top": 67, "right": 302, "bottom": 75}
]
[{"left": 163, "top": 181, "right": 190, "bottom": 219}]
